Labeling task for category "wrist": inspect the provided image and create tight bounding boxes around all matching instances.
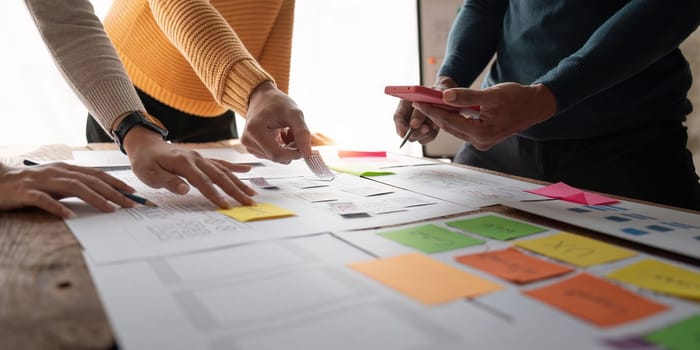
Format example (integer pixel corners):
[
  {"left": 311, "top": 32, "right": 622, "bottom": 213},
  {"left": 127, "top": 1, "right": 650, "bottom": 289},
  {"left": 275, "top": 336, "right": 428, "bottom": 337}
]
[
  {"left": 531, "top": 83, "right": 558, "bottom": 122},
  {"left": 122, "top": 126, "right": 166, "bottom": 155},
  {"left": 248, "top": 81, "right": 277, "bottom": 108}
]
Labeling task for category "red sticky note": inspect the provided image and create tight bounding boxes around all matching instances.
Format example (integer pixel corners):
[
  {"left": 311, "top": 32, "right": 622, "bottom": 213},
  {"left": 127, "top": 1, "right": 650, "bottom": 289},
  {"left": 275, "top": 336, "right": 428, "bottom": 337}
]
[
  {"left": 526, "top": 182, "right": 619, "bottom": 205},
  {"left": 524, "top": 273, "right": 667, "bottom": 327},
  {"left": 338, "top": 150, "right": 387, "bottom": 158},
  {"left": 455, "top": 247, "right": 573, "bottom": 284}
]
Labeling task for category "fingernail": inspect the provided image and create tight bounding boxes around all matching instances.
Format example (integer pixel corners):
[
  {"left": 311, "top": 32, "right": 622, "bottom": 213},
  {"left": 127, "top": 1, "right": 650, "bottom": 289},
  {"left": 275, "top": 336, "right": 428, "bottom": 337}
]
[
  {"left": 65, "top": 211, "right": 77, "bottom": 219},
  {"left": 219, "top": 197, "right": 231, "bottom": 209},
  {"left": 444, "top": 90, "right": 456, "bottom": 102},
  {"left": 177, "top": 183, "right": 190, "bottom": 194}
]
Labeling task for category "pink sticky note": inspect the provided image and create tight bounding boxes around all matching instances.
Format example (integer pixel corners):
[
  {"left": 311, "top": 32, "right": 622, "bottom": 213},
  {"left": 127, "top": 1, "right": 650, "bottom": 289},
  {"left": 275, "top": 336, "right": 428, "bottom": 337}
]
[{"left": 526, "top": 182, "right": 619, "bottom": 205}]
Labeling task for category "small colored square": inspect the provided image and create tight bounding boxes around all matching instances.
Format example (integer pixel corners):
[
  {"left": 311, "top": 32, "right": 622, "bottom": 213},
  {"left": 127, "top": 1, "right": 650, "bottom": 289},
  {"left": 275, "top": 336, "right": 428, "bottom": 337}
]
[
  {"left": 622, "top": 228, "right": 648, "bottom": 236},
  {"left": 524, "top": 273, "right": 667, "bottom": 327},
  {"left": 446, "top": 215, "right": 547, "bottom": 241},
  {"left": 378, "top": 224, "right": 484, "bottom": 254},
  {"left": 348, "top": 253, "right": 503, "bottom": 305},
  {"left": 605, "top": 216, "right": 630, "bottom": 222},
  {"left": 646, "top": 225, "right": 673, "bottom": 233},
  {"left": 455, "top": 248, "right": 573, "bottom": 284},
  {"left": 645, "top": 314, "right": 700, "bottom": 350}
]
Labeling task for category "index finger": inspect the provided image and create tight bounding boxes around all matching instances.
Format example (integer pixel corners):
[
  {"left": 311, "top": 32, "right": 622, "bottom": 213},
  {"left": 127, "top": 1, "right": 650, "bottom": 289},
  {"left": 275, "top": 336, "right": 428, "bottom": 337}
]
[{"left": 287, "top": 122, "right": 312, "bottom": 160}]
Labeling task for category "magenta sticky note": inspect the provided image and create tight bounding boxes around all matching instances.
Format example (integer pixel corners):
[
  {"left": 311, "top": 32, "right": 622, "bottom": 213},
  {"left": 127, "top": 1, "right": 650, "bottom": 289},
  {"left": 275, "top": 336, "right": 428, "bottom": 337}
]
[{"left": 526, "top": 182, "right": 619, "bottom": 205}]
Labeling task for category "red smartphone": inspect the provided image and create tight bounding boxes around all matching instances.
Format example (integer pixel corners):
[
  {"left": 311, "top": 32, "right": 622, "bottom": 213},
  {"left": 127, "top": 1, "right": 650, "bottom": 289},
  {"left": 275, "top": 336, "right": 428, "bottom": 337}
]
[{"left": 384, "top": 85, "right": 479, "bottom": 114}]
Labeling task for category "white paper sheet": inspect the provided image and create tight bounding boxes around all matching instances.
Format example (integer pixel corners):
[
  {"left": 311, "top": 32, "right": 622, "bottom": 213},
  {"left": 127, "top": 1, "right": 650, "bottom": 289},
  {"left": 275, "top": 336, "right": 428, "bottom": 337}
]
[
  {"left": 369, "top": 164, "right": 545, "bottom": 207},
  {"left": 66, "top": 171, "right": 472, "bottom": 263},
  {"left": 85, "top": 231, "right": 699, "bottom": 350},
  {"left": 504, "top": 199, "right": 700, "bottom": 260}
]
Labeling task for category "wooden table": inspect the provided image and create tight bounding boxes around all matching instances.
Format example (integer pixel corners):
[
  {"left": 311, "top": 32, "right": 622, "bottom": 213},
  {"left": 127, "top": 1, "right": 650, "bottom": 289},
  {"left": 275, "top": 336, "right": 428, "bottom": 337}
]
[{"left": 1, "top": 142, "right": 697, "bottom": 350}]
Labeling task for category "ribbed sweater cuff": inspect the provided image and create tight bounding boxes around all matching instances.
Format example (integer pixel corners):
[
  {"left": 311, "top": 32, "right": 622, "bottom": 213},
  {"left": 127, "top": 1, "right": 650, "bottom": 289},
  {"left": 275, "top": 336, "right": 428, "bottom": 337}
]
[
  {"left": 221, "top": 59, "right": 276, "bottom": 116},
  {"left": 83, "top": 78, "right": 146, "bottom": 134}
]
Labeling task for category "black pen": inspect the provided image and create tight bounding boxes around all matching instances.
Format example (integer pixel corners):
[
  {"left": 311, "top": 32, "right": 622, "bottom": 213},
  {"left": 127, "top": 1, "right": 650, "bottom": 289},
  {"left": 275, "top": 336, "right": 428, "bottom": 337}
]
[
  {"left": 399, "top": 128, "right": 415, "bottom": 149},
  {"left": 23, "top": 159, "right": 156, "bottom": 207},
  {"left": 118, "top": 190, "right": 157, "bottom": 207}
]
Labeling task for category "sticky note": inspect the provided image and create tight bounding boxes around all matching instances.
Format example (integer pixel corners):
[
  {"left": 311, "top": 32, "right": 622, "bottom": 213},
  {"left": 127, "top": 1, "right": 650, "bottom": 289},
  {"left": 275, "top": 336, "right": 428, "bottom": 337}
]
[
  {"left": 515, "top": 232, "right": 636, "bottom": 267},
  {"left": 526, "top": 182, "right": 619, "bottom": 205},
  {"left": 524, "top": 273, "right": 667, "bottom": 327},
  {"left": 338, "top": 150, "right": 387, "bottom": 158},
  {"left": 329, "top": 164, "right": 394, "bottom": 177},
  {"left": 455, "top": 248, "right": 573, "bottom": 284},
  {"left": 348, "top": 253, "right": 503, "bottom": 305},
  {"left": 379, "top": 224, "right": 484, "bottom": 254},
  {"left": 447, "top": 215, "right": 547, "bottom": 240},
  {"left": 607, "top": 259, "right": 700, "bottom": 300},
  {"left": 645, "top": 314, "right": 700, "bottom": 350},
  {"left": 217, "top": 203, "right": 295, "bottom": 222}
]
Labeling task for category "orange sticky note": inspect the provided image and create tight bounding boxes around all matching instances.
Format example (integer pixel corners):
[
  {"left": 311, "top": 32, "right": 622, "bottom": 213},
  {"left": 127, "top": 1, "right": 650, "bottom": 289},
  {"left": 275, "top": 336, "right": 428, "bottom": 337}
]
[
  {"left": 217, "top": 203, "right": 295, "bottom": 222},
  {"left": 455, "top": 248, "right": 573, "bottom": 284},
  {"left": 348, "top": 253, "right": 503, "bottom": 305},
  {"left": 524, "top": 273, "right": 667, "bottom": 327}
]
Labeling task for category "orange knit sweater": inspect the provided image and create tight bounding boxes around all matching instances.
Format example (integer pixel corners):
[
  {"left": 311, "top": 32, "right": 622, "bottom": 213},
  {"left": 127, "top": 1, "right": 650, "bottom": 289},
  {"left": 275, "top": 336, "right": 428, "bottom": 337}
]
[{"left": 104, "top": 0, "right": 294, "bottom": 117}]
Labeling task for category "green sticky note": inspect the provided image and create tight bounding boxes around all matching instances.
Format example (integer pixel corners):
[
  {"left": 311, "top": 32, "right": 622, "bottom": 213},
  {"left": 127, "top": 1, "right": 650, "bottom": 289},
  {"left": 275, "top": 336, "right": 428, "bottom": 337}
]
[
  {"left": 447, "top": 215, "right": 547, "bottom": 241},
  {"left": 378, "top": 224, "right": 484, "bottom": 254},
  {"left": 329, "top": 164, "right": 394, "bottom": 177},
  {"left": 645, "top": 314, "right": 700, "bottom": 350}
]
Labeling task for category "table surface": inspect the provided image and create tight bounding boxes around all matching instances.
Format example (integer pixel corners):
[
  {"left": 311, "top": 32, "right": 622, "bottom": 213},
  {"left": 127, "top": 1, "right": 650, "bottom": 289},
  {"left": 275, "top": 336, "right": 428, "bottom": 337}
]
[{"left": 1, "top": 142, "right": 697, "bottom": 350}]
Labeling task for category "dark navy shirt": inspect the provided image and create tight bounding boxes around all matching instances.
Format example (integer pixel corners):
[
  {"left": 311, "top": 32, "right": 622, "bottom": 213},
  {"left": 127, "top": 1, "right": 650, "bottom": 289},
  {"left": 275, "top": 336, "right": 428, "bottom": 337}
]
[{"left": 439, "top": 0, "right": 700, "bottom": 140}]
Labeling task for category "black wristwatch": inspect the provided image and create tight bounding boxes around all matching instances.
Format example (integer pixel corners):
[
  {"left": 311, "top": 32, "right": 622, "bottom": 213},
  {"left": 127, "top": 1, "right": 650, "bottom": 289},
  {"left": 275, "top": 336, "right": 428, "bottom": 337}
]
[{"left": 111, "top": 111, "right": 168, "bottom": 155}]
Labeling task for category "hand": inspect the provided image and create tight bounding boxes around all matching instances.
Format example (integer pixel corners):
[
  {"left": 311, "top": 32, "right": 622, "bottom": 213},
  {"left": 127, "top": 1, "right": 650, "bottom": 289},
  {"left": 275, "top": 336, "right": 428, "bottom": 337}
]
[
  {"left": 123, "top": 127, "right": 257, "bottom": 208},
  {"left": 241, "top": 81, "right": 312, "bottom": 163},
  {"left": 412, "top": 82, "right": 557, "bottom": 151},
  {"left": 392, "top": 76, "right": 457, "bottom": 145},
  {"left": 0, "top": 162, "right": 137, "bottom": 219}
]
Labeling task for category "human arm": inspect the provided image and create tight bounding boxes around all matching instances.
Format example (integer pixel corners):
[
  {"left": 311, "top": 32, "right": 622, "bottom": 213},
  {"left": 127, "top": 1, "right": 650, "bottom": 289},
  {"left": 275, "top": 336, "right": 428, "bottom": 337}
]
[
  {"left": 24, "top": 0, "right": 257, "bottom": 207},
  {"left": 147, "top": 0, "right": 312, "bottom": 161},
  {"left": 0, "top": 162, "right": 137, "bottom": 219},
  {"left": 417, "top": 0, "right": 700, "bottom": 150},
  {"left": 535, "top": 0, "right": 700, "bottom": 113}
]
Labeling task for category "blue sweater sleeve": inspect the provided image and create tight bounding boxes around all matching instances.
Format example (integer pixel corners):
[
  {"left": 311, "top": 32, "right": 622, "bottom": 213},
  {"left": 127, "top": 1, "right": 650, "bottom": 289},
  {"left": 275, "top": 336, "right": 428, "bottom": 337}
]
[
  {"left": 535, "top": 0, "right": 700, "bottom": 113},
  {"left": 438, "top": 0, "right": 508, "bottom": 87}
]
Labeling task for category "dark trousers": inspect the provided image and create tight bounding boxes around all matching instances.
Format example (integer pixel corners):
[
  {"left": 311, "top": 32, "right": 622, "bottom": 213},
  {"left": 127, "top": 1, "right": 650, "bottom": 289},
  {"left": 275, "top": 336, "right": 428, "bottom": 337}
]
[
  {"left": 86, "top": 87, "right": 238, "bottom": 143},
  {"left": 453, "top": 122, "right": 700, "bottom": 211}
]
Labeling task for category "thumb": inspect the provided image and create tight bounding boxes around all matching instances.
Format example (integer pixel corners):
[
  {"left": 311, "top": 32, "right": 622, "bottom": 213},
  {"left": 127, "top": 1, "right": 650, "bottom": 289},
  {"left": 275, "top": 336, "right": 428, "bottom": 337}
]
[{"left": 443, "top": 88, "right": 487, "bottom": 107}]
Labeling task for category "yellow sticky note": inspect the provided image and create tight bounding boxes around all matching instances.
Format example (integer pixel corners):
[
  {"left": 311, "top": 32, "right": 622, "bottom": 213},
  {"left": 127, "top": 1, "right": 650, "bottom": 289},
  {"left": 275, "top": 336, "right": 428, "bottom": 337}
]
[
  {"left": 217, "top": 203, "right": 295, "bottom": 222},
  {"left": 607, "top": 259, "right": 700, "bottom": 300},
  {"left": 515, "top": 232, "right": 636, "bottom": 267},
  {"left": 348, "top": 253, "right": 503, "bottom": 305}
]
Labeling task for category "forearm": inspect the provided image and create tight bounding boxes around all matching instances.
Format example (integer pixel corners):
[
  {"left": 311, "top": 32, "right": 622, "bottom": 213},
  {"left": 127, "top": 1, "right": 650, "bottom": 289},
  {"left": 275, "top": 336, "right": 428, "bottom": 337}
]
[
  {"left": 24, "top": 0, "right": 145, "bottom": 133},
  {"left": 148, "top": 0, "right": 275, "bottom": 116},
  {"left": 438, "top": 0, "right": 508, "bottom": 87},
  {"left": 535, "top": 0, "right": 700, "bottom": 113}
]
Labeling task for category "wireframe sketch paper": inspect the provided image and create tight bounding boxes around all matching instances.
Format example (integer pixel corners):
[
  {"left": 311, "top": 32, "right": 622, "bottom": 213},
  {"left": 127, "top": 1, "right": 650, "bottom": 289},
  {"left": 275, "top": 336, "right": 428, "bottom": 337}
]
[{"left": 65, "top": 171, "right": 472, "bottom": 263}]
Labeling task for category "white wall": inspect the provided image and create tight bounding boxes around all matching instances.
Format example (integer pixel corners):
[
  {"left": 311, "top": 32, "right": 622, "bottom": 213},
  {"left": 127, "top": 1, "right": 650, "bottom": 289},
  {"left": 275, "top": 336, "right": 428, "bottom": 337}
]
[{"left": 0, "top": 1, "right": 422, "bottom": 156}]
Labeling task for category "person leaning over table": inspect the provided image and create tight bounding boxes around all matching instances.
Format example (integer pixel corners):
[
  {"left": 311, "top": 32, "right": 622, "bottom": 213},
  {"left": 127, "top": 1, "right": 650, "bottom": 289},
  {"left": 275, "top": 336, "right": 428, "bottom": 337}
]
[
  {"left": 23, "top": 0, "right": 318, "bottom": 210},
  {"left": 394, "top": 0, "right": 700, "bottom": 211},
  {"left": 85, "top": 0, "right": 333, "bottom": 155}
]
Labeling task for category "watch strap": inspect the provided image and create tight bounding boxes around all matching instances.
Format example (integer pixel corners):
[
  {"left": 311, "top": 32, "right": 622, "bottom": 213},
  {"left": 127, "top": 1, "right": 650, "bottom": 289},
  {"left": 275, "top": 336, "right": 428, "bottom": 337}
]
[{"left": 111, "top": 111, "right": 168, "bottom": 154}]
